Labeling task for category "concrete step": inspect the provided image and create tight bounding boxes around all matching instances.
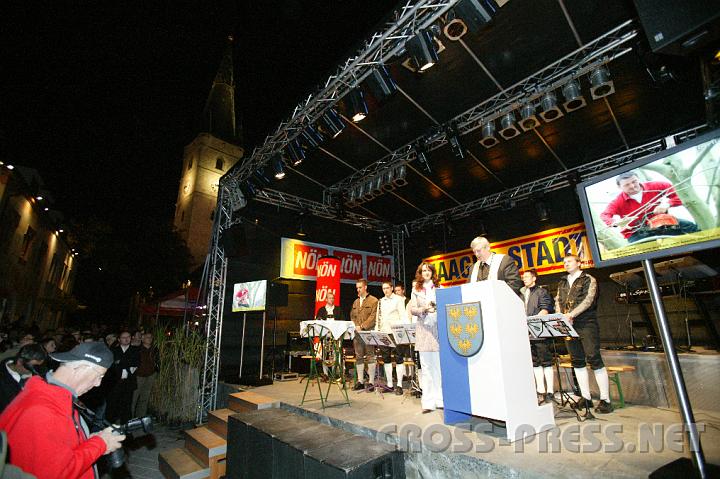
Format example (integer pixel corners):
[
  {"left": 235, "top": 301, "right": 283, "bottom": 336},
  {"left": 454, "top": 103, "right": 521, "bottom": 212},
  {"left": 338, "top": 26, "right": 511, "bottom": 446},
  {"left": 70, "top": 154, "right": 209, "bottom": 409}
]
[
  {"left": 207, "top": 408, "right": 233, "bottom": 438},
  {"left": 158, "top": 447, "right": 210, "bottom": 479},
  {"left": 228, "top": 391, "right": 280, "bottom": 413},
  {"left": 184, "top": 426, "right": 227, "bottom": 467}
]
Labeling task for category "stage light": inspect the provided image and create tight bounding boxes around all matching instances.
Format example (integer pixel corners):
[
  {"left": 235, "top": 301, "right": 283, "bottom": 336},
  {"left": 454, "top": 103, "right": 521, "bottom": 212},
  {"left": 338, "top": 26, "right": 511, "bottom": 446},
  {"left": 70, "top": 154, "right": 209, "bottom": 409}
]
[
  {"left": 444, "top": 0, "right": 496, "bottom": 40},
  {"left": 446, "top": 124, "right": 465, "bottom": 160},
  {"left": 393, "top": 164, "right": 408, "bottom": 187},
  {"left": 479, "top": 120, "right": 499, "bottom": 148},
  {"left": 296, "top": 210, "right": 308, "bottom": 237},
  {"left": 499, "top": 111, "right": 520, "bottom": 140},
  {"left": 539, "top": 91, "right": 564, "bottom": 122},
  {"left": 44, "top": 207, "right": 49, "bottom": 211},
  {"left": 252, "top": 168, "right": 272, "bottom": 188},
  {"left": 36, "top": 196, "right": 43, "bottom": 201},
  {"left": 300, "top": 125, "right": 323, "bottom": 149},
  {"left": 347, "top": 88, "right": 368, "bottom": 122},
  {"left": 378, "top": 233, "right": 392, "bottom": 256},
  {"left": 589, "top": 65, "right": 615, "bottom": 99},
  {"left": 407, "top": 30, "right": 439, "bottom": 72},
  {"left": 6, "top": 165, "right": 14, "bottom": 170},
  {"left": 519, "top": 103, "right": 540, "bottom": 131},
  {"left": 372, "top": 174, "right": 384, "bottom": 195},
  {"left": 319, "top": 109, "right": 345, "bottom": 138},
  {"left": 501, "top": 199, "right": 515, "bottom": 211},
  {"left": 366, "top": 65, "right": 397, "bottom": 100},
  {"left": 561, "top": 79, "right": 587, "bottom": 112},
  {"left": 242, "top": 179, "right": 258, "bottom": 198},
  {"left": 381, "top": 168, "right": 397, "bottom": 192},
  {"left": 536, "top": 201, "right": 550, "bottom": 222},
  {"left": 362, "top": 179, "right": 377, "bottom": 200},
  {"left": 272, "top": 153, "right": 286, "bottom": 180},
  {"left": 352, "top": 184, "right": 366, "bottom": 205},
  {"left": 415, "top": 142, "right": 431, "bottom": 173},
  {"left": 287, "top": 139, "right": 305, "bottom": 166}
]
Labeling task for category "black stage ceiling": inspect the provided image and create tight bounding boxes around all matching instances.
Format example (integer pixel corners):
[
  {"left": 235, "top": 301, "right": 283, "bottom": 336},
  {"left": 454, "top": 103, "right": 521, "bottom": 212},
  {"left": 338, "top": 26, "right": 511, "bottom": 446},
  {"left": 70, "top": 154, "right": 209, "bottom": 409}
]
[{"left": 232, "top": 0, "right": 709, "bottom": 228}]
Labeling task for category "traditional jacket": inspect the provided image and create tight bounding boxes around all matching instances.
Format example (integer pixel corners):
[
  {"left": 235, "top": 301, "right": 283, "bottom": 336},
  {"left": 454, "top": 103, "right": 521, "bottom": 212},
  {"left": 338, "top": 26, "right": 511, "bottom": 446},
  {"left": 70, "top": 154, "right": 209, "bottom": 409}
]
[
  {"left": 350, "top": 294, "right": 378, "bottom": 331},
  {"left": 555, "top": 271, "right": 598, "bottom": 321}
]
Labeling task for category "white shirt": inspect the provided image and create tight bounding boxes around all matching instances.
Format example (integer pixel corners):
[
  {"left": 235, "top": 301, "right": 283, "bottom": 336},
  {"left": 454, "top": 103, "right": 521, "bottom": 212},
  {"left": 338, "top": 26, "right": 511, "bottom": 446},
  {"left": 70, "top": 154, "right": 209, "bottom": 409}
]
[
  {"left": 567, "top": 270, "right": 582, "bottom": 287},
  {"left": 376, "top": 295, "right": 407, "bottom": 333},
  {"left": 324, "top": 304, "right": 335, "bottom": 319},
  {"left": 4, "top": 360, "right": 24, "bottom": 383}
]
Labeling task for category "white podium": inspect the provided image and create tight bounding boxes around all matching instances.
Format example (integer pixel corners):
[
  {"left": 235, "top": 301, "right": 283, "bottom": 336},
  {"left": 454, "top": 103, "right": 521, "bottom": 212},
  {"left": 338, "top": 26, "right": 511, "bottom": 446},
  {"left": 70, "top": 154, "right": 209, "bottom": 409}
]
[{"left": 436, "top": 280, "right": 555, "bottom": 442}]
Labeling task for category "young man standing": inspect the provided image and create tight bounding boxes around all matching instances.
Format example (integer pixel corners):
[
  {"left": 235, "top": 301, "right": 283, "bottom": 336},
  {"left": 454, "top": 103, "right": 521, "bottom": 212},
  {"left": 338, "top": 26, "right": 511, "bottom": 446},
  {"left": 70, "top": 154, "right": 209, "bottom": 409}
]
[
  {"left": 521, "top": 269, "right": 555, "bottom": 405},
  {"left": 376, "top": 281, "right": 408, "bottom": 395},
  {"left": 350, "top": 279, "right": 378, "bottom": 391},
  {"left": 555, "top": 255, "right": 613, "bottom": 413}
]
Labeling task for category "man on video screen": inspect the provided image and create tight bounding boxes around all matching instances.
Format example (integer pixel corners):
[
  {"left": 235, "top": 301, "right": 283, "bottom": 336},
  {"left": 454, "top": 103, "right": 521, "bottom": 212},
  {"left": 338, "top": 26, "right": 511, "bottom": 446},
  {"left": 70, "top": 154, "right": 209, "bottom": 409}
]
[{"left": 600, "top": 170, "right": 698, "bottom": 243}]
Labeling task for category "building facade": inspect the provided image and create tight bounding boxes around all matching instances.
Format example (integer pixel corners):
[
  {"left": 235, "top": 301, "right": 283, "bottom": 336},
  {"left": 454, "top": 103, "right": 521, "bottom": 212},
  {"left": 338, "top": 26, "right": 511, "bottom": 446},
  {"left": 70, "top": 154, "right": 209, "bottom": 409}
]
[{"left": 0, "top": 165, "right": 76, "bottom": 331}]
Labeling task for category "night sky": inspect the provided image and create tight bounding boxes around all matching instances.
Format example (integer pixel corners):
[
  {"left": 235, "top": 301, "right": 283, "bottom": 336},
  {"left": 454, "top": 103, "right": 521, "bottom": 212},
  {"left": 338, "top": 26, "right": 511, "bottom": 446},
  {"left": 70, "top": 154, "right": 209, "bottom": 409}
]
[{"left": 1, "top": 1, "right": 396, "bottom": 224}]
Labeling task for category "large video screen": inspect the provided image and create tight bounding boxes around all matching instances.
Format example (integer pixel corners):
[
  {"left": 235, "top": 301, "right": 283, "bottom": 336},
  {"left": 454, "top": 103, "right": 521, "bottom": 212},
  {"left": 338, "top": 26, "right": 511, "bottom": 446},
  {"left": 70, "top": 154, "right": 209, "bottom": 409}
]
[
  {"left": 232, "top": 280, "right": 267, "bottom": 312},
  {"left": 577, "top": 129, "right": 720, "bottom": 268}
]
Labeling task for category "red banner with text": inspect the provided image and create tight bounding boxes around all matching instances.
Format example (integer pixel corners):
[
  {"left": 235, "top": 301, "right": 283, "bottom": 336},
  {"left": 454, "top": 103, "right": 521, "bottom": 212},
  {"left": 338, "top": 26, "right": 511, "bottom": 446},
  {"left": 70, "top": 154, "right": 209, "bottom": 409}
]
[{"left": 314, "top": 256, "right": 341, "bottom": 316}]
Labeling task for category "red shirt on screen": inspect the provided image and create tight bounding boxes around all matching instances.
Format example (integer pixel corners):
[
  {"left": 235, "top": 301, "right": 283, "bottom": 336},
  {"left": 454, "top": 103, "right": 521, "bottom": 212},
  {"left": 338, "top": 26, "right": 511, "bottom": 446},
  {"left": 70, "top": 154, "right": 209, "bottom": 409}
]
[{"left": 600, "top": 181, "right": 683, "bottom": 238}]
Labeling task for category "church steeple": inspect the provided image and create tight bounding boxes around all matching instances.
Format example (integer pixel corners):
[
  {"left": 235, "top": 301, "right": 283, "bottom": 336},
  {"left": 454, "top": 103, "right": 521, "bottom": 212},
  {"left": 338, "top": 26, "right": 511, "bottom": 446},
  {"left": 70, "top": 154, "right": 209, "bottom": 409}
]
[{"left": 201, "top": 36, "right": 240, "bottom": 145}]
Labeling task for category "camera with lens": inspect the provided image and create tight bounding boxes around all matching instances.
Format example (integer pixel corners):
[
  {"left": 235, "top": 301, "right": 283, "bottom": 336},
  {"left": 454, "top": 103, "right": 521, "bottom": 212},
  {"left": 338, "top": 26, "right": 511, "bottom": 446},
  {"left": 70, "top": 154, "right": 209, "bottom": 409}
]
[{"left": 107, "top": 416, "right": 153, "bottom": 469}]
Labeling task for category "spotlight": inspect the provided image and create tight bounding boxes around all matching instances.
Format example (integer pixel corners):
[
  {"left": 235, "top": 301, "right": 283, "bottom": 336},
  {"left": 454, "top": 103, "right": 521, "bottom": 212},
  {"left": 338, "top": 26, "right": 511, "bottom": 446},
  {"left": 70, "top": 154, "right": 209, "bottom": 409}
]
[
  {"left": 366, "top": 65, "right": 397, "bottom": 100},
  {"left": 363, "top": 179, "right": 378, "bottom": 200},
  {"left": 519, "top": 103, "right": 540, "bottom": 131},
  {"left": 415, "top": 142, "right": 431, "bottom": 173},
  {"left": 561, "top": 79, "right": 587, "bottom": 112},
  {"left": 500, "top": 199, "right": 515, "bottom": 211},
  {"left": 378, "top": 233, "right": 392, "bottom": 256},
  {"left": 539, "top": 91, "right": 564, "bottom": 122},
  {"left": 252, "top": 168, "right": 272, "bottom": 188},
  {"left": 407, "top": 30, "right": 439, "bottom": 72},
  {"left": 6, "top": 165, "right": 14, "bottom": 170},
  {"left": 352, "top": 184, "right": 366, "bottom": 205},
  {"left": 287, "top": 139, "right": 305, "bottom": 166},
  {"left": 372, "top": 174, "right": 384, "bottom": 195},
  {"left": 296, "top": 210, "right": 309, "bottom": 237},
  {"left": 36, "top": 196, "right": 43, "bottom": 201},
  {"left": 319, "top": 109, "right": 345, "bottom": 138},
  {"left": 444, "top": 0, "right": 497, "bottom": 40},
  {"left": 499, "top": 111, "right": 520, "bottom": 139},
  {"left": 241, "top": 179, "right": 258, "bottom": 198},
  {"left": 272, "top": 153, "right": 286, "bottom": 180},
  {"left": 536, "top": 201, "right": 550, "bottom": 222},
  {"left": 589, "top": 65, "right": 615, "bottom": 99},
  {"left": 300, "top": 125, "right": 323, "bottom": 149},
  {"left": 347, "top": 88, "right": 368, "bottom": 122},
  {"left": 446, "top": 125, "right": 465, "bottom": 160},
  {"left": 393, "top": 164, "right": 408, "bottom": 187},
  {"left": 44, "top": 207, "right": 49, "bottom": 211},
  {"left": 479, "top": 120, "right": 499, "bottom": 148},
  {"left": 381, "top": 168, "right": 397, "bottom": 192}
]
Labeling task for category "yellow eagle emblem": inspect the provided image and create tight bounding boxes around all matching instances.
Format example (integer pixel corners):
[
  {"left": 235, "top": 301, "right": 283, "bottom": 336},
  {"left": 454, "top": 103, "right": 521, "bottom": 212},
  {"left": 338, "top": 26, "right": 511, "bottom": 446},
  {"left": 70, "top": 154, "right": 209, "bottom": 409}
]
[
  {"left": 465, "top": 321, "right": 479, "bottom": 337},
  {"left": 457, "top": 339, "right": 472, "bottom": 354},
  {"left": 463, "top": 306, "right": 478, "bottom": 319},
  {"left": 448, "top": 307, "right": 461, "bottom": 320},
  {"left": 449, "top": 322, "right": 463, "bottom": 338}
]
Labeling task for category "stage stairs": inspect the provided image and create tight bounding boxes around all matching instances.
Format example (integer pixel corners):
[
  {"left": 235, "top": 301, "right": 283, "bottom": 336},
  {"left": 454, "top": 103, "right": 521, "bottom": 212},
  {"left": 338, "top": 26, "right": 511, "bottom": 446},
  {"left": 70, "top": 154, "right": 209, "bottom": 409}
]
[{"left": 158, "top": 391, "right": 279, "bottom": 479}]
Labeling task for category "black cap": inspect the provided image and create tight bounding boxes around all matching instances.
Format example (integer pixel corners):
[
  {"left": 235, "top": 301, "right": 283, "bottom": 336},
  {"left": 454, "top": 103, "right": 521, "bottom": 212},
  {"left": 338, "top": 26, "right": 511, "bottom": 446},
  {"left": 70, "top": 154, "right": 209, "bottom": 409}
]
[{"left": 50, "top": 341, "right": 114, "bottom": 369}]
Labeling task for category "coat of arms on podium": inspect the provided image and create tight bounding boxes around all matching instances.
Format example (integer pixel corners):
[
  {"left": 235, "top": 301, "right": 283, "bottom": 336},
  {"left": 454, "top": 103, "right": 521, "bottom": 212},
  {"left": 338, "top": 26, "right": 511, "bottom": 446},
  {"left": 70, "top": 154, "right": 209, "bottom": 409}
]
[{"left": 445, "top": 301, "right": 484, "bottom": 357}]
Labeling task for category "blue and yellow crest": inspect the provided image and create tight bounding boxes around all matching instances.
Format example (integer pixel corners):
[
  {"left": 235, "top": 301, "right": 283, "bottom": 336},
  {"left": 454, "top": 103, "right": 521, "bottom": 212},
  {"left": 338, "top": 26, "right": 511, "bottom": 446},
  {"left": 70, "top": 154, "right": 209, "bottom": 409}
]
[{"left": 445, "top": 301, "right": 484, "bottom": 356}]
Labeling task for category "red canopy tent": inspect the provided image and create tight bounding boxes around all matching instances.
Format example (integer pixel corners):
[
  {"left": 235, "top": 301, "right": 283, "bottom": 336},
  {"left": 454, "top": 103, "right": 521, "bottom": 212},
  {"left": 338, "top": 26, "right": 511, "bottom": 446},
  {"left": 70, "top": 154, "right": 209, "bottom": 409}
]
[{"left": 140, "top": 287, "right": 201, "bottom": 318}]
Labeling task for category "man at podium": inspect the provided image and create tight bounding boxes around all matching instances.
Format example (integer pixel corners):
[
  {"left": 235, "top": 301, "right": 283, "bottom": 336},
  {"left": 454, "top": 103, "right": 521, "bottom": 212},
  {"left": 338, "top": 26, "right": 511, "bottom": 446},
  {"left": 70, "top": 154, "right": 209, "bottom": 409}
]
[{"left": 467, "top": 236, "right": 522, "bottom": 295}]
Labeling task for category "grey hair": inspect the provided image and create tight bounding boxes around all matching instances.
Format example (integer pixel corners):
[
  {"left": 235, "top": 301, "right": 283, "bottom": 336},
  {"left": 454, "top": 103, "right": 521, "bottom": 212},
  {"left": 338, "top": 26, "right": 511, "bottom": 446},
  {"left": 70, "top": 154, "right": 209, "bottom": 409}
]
[{"left": 470, "top": 236, "right": 490, "bottom": 250}]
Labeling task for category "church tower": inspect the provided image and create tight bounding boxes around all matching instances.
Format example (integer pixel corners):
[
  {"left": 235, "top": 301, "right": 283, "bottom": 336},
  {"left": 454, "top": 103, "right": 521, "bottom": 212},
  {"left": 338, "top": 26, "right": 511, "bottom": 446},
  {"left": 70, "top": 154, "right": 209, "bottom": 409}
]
[{"left": 174, "top": 38, "right": 243, "bottom": 270}]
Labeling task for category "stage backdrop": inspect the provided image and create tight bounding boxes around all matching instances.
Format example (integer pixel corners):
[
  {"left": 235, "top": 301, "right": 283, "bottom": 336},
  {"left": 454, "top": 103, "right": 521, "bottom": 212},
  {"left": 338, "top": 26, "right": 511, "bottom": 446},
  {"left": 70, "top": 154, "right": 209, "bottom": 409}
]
[
  {"left": 280, "top": 237, "right": 393, "bottom": 286},
  {"left": 424, "top": 223, "right": 594, "bottom": 287},
  {"left": 314, "top": 256, "right": 341, "bottom": 315}
]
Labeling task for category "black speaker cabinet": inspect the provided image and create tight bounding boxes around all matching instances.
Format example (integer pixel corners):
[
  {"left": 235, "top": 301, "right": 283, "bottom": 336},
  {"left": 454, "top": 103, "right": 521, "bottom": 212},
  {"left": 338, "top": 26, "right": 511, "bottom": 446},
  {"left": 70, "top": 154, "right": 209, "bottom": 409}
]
[
  {"left": 221, "top": 223, "right": 248, "bottom": 257},
  {"left": 268, "top": 281, "right": 289, "bottom": 307},
  {"left": 634, "top": 0, "right": 720, "bottom": 55},
  {"left": 227, "top": 409, "right": 405, "bottom": 479}
]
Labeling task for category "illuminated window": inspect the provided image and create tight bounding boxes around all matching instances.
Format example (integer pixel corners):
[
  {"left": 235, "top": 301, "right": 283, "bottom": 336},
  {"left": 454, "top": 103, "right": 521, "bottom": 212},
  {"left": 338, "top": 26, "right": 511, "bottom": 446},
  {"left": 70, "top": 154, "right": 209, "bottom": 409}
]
[{"left": 215, "top": 158, "right": 224, "bottom": 170}]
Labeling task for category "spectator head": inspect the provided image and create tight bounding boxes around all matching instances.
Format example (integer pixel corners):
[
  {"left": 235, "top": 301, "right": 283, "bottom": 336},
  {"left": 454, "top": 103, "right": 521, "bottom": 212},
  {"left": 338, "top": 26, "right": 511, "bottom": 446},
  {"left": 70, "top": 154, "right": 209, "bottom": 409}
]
[
  {"left": 141, "top": 333, "right": 153, "bottom": 347},
  {"left": 14, "top": 344, "right": 46, "bottom": 375},
  {"left": 40, "top": 337, "right": 57, "bottom": 354},
  {"left": 118, "top": 331, "right": 131, "bottom": 346},
  {"left": 50, "top": 342, "right": 113, "bottom": 396},
  {"left": 18, "top": 333, "right": 35, "bottom": 347}
]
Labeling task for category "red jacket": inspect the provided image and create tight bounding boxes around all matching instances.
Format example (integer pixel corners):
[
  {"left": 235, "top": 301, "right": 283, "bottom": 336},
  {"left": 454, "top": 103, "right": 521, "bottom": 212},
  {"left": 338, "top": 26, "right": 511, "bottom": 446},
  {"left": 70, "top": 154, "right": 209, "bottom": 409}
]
[
  {"left": 0, "top": 376, "right": 106, "bottom": 479},
  {"left": 600, "top": 181, "right": 683, "bottom": 238}
]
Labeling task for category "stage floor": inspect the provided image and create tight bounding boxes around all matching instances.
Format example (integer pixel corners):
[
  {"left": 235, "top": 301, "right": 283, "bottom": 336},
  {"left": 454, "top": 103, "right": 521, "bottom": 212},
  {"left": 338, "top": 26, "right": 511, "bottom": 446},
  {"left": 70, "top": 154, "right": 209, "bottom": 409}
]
[{"left": 231, "top": 378, "right": 720, "bottom": 479}]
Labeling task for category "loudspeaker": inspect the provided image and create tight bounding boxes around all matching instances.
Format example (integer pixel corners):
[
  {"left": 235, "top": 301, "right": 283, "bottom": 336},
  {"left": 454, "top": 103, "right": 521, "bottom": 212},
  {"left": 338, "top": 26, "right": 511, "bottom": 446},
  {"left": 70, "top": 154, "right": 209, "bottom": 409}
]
[
  {"left": 221, "top": 223, "right": 247, "bottom": 257},
  {"left": 268, "top": 281, "right": 289, "bottom": 307},
  {"left": 634, "top": 0, "right": 720, "bottom": 55}
]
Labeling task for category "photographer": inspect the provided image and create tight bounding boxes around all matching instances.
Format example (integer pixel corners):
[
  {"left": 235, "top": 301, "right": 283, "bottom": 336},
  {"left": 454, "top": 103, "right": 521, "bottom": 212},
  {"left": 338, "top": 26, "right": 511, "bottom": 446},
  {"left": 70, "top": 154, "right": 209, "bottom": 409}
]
[{"left": 0, "top": 342, "right": 125, "bottom": 479}]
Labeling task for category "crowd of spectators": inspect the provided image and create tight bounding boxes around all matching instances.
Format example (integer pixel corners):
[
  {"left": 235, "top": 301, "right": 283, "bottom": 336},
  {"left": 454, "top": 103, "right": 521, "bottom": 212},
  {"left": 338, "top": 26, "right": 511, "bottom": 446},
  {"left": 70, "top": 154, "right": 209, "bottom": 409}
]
[{"left": 0, "top": 322, "right": 160, "bottom": 478}]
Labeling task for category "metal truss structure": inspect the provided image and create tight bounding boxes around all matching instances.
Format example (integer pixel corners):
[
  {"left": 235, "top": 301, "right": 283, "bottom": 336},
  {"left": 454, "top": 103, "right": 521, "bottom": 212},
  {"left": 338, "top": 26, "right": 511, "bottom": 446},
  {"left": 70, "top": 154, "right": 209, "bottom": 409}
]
[
  {"left": 197, "top": 186, "right": 231, "bottom": 423},
  {"left": 324, "top": 20, "right": 639, "bottom": 198},
  {"left": 405, "top": 124, "right": 707, "bottom": 231},
  {"left": 392, "top": 229, "right": 406, "bottom": 286},
  {"left": 251, "top": 188, "right": 392, "bottom": 232},
  {"left": 219, "top": 0, "right": 462, "bottom": 188}
]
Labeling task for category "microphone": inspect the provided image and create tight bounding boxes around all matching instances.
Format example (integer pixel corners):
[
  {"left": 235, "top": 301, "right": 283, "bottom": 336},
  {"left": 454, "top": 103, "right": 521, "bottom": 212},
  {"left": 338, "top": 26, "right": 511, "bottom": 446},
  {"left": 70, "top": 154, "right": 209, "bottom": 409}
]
[{"left": 461, "top": 261, "right": 475, "bottom": 277}]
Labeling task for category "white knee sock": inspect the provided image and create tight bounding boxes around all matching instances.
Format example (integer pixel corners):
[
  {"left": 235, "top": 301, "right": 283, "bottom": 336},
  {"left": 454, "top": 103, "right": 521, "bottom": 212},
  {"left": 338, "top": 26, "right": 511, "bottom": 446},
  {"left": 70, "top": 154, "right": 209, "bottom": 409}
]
[
  {"left": 533, "top": 366, "right": 545, "bottom": 393},
  {"left": 322, "top": 363, "right": 329, "bottom": 376},
  {"left": 594, "top": 367, "right": 610, "bottom": 402},
  {"left": 395, "top": 363, "right": 404, "bottom": 387},
  {"left": 367, "top": 363, "right": 377, "bottom": 384},
  {"left": 543, "top": 366, "right": 554, "bottom": 394},
  {"left": 384, "top": 364, "right": 394, "bottom": 388},
  {"left": 574, "top": 367, "right": 591, "bottom": 400},
  {"left": 357, "top": 363, "right": 365, "bottom": 384}
]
